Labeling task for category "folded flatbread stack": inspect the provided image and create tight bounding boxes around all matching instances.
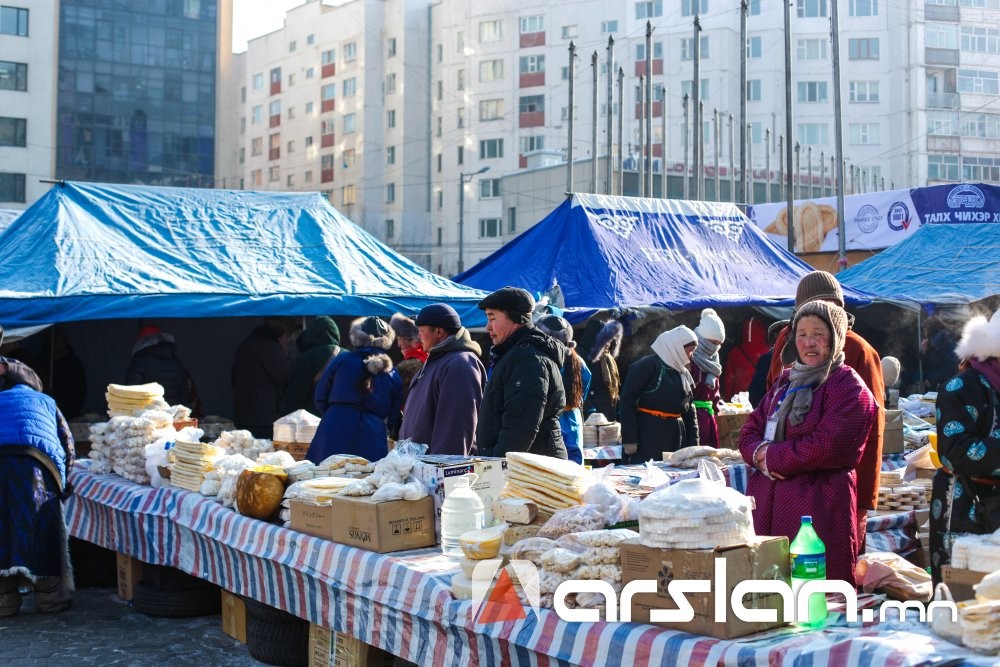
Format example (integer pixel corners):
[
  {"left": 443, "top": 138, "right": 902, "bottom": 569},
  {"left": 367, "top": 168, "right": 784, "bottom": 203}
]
[
  {"left": 960, "top": 600, "right": 1000, "bottom": 652},
  {"left": 638, "top": 478, "right": 755, "bottom": 549},
  {"left": 662, "top": 445, "right": 744, "bottom": 469},
  {"left": 170, "top": 438, "right": 226, "bottom": 493},
  {"left": 500, "top": 451, "right": 591, "bottom": 516},
  {"left": 106, "top": 383, "right": 165, "bottom": 417}
]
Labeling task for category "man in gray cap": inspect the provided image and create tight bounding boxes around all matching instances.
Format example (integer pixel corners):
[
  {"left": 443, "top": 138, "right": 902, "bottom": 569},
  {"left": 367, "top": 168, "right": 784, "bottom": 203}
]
[
  {"left": 476, "top": 287, "right": 568, "bottom": 459},
  {"left": 398, "top": 304, "right": 486, "bottom": 455}
]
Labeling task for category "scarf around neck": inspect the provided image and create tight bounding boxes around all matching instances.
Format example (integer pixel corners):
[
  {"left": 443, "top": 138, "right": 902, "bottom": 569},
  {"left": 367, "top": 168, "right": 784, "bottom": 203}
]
[
  {"left": 773, "top": 351, "right": 845, "bottom": 442},
  {"left": 692, "top": 335, "right": 723, "bottom": 378},
  {"left": 970, "top": 357, "right": 1000, "bottom": 394}
]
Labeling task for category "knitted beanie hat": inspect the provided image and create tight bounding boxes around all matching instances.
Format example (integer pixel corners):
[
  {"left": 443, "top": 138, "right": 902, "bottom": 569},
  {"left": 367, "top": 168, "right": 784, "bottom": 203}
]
[
  {"left": 795, "top": 271, "right": 845, "bottom": 308},
  {"left": 415, "top": 303, "right": 462, "bottom": 334},
  {"left": 695, "top": 308, "right": 726, "bottom": 342},
  {"left": 790, "top": 300, "right": 848, "bottom": 363},
  {"left": 536, "top": 315, "right": 575, "bottom": 348}
]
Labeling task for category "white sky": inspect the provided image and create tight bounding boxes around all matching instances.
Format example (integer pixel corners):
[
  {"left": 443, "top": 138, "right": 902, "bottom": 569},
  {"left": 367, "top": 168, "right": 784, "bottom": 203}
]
[{"left": 231, "top": 0, "right": 304, "bottom": 52}]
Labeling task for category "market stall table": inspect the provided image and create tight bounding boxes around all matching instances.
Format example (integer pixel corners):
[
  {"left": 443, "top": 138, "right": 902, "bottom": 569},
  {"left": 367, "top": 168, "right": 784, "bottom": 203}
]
[{"left": 65, "top": 462, "right": 993, "bottom": 666}]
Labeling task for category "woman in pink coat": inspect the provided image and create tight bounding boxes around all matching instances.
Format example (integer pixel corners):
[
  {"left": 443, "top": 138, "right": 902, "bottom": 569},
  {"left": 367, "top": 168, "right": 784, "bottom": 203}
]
[{"left": 739, "top": 300, "right": 877, "bottom": 585}]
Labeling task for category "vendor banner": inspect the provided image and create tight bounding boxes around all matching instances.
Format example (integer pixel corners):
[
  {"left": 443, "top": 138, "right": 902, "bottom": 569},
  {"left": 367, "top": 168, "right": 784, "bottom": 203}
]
[{"left": 747, "top": 182, "right": 1000, "bottom": 253}]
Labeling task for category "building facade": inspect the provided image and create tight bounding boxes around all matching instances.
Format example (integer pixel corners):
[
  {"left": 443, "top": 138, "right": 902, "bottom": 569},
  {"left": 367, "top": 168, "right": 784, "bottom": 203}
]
[{"left": 225, "top": 0, "right": 1000, "bottom": 276}]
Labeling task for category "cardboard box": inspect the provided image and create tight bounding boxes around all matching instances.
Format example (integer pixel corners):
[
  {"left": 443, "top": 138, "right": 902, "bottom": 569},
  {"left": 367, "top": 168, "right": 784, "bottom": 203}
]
[
  {"left": 308, "top": 625, "right": 394, "bottom": 667},
  {"left": 411, "top": 456, "right": 507, "bottom": 539},
  {"left": 221, "top": 589, "right": 247, "bottom": 643},
  {"left": 116, "top": 553, "right": 144, "bottom": 601},
  {"left": 620, "top": 536, "right": 790, "bottom": 639},
  {"left": 290, "top": 495, "right": 435, "bottom": 553},
  {"left": 943, "top": 565, "right": 986, "bottom": 602},
  {"left": 883, "top": 409, "right": 905, "bottom": 454},
  {"left": 715, "top": 413, "right": 750, "bottom": 450}
]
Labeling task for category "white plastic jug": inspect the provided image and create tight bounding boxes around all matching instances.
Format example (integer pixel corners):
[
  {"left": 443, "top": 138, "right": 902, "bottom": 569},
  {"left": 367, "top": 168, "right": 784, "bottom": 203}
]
[{"left": 440, "top": 473, "right": 485, "bottom": 556}]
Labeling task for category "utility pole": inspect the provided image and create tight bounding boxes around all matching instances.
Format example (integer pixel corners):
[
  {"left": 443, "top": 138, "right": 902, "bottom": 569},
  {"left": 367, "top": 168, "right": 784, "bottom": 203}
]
[
  {"left": 699, "top": 101, "right": 706, "bottom": 199},
  {"left": 778, "top": 134, "right": 784, "bottom": 204},
  {"left": 794, "top": 141, "right": 801, "bottom": 201},
  {"left": 740, "top": 0, "right": 748, "bottom": 205},
  {"left": 831, "top": 0, "right": 848, "bottom": 269},
  {"left": 617, "top": 67, "right": 624, "bottom": 194},
  {"left": 806, "top": 146, "right": 813, "bottom": 199},
  {"left": 592, "top": 50, "right": 599, "bottom": 194},
  {"left": 567, "top": 41, "right": 576, "bottom": 193},
  {"left": 765, "top": 128, "right": 772, "bottom": 202},
  {"left": 662, "top": 85, "right": 668, "bottom": 198},
  {"left": 728, "top": 113, "right": 735, "bottom": 203},
  {"left": 820, "top": 150, "right": 826, "bottom": 198},
  {"left": 783, "top": 0, "right": 794, "bottom": 252},
  {"left": 692, "top": 15, "right": 702, "bottom": 200},
  {"left": 638, "top": 76, "right": 645, "bottom": 196},
  {"left": 645, "top": 21, "right": 654, "bottom": 197},
  {"left": 606, "top": 37, "right": 614, "bottom": 195},
  {"left": 683, "top": 94, "right": 690, "bottom": 199},
  {"left": 713, "top": 109, "right": 720, "bottom": 201},
  {"left": 746, "top": 122, "right": 754, "bottom": 205}
]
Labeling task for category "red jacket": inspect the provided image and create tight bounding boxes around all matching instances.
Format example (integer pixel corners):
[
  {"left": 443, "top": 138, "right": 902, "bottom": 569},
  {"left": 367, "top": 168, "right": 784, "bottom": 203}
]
[{"left": 721, "top": 317, "right": 770, "bottom": 400}]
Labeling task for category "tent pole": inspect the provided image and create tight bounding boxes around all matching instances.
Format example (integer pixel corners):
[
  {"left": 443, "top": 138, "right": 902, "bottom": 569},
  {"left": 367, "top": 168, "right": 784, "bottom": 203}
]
[{"left": 917, "top": 309, "right": 924, "bottom": 392}]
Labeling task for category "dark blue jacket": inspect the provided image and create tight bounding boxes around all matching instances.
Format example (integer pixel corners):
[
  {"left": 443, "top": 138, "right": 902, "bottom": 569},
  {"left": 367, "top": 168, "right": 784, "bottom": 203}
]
[{"left": 0, "top": 384, "right": 71, "bottom": 486}]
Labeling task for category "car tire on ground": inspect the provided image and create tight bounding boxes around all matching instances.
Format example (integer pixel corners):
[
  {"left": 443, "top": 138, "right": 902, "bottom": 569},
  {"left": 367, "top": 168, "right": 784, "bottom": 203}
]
[
  {"left": 243, "top": 597, "right": 309, "bottom": 667},
  {"left": 132, "top": 580, "right": 221, "bottom": 618}
]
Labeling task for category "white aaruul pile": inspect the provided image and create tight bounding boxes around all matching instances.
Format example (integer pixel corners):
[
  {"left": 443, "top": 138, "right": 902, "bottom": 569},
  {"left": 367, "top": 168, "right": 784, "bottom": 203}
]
[
  {"left": 501, "top": 451, "right": 590, "bottom": 517},
  {"left": 581, "top": 413, "right": 622, "bottom": 447},
  {"left": 337, "top": 443, "right": 426, "bottom": 502},
  {"left": 170, "top": 438, "right": 227, "bottom": 492},
  {"left": 958, "top": 572, "right": 1000, "bottom": 653},
  {"left": 89, "top": 409, "right": 177, "bottom": 484},
  {"left": 213, "top": 429, "right": 273, "bottom": 461},
  {"left": 950, "top": 531, "right": 1000, "bottom": 573},
  {"left": 662, "top": 445, "right": 744, "bottom": 469},
  {"left": 105, "top": 383, "right": 168, "bottom": 417},
  {"left": 877, "top": 484, "right": 927, "bottom": 512},
  {"left": 638, "top": 477, "right": 755, "bottom": 549},
  {"left": 272, "top": 410, "right": 320, "bottom": 454}
]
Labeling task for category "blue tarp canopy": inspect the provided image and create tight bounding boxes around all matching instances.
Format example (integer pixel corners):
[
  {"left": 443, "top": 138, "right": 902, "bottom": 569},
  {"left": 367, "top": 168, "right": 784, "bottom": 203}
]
[
  {"left": 455, "top": 193, "right": 872, "bottom": 316},
  {"left": 838, "top": 222, "right": 1000, "bottom": 306},
  {"left": 0, "top": 182, "right": 488, "bottom": 328}
]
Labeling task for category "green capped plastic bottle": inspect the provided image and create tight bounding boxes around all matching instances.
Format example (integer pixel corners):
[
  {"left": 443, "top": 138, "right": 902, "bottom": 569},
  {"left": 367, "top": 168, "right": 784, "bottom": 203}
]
[{"left": 790, "top": 515, "right": 827, "bottom": 628}]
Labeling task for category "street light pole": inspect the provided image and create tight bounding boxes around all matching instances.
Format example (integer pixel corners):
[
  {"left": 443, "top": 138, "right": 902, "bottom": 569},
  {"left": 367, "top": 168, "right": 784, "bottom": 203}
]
[{"left": 457, "top": 166, "right": 490, "bottom": 275}]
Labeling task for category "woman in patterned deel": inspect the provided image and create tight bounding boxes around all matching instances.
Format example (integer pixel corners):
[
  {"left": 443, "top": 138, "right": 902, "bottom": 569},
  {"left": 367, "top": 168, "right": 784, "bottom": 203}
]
[{"left": 929, "top": 309, "right": 1000, "bottom": 585}]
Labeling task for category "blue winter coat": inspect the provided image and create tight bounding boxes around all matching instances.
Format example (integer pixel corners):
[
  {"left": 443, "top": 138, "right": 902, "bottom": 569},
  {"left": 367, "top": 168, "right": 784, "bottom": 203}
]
[
  {"left": 559, "top": 358, "right": 592, "bottom": 464},
  {"left": 0, "top": 384, "right": 72, "bottom": 486},
  {"left": 307, "top": 347, "right": 403, "bottom": 463}
]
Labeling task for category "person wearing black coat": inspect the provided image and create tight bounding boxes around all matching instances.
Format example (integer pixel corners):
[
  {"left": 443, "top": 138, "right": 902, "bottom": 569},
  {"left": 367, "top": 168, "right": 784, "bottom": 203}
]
[
  {"left": 283, "top": 316, "right": 343, "bottom": 416},
  {"left": 231, "top": 320, "right": 292, "bottom": 438},
  {"left": 125, "top": 326, "right": 202, "bottom": 416},
  {"left": 476, "top": 287, "right": 568, "bottom": 460}
]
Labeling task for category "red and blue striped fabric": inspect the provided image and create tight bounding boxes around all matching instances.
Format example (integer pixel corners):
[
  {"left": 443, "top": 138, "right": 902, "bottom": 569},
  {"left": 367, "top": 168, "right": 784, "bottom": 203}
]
[{"left": 66, "top": 464, "right": 977, "bottom": 666}]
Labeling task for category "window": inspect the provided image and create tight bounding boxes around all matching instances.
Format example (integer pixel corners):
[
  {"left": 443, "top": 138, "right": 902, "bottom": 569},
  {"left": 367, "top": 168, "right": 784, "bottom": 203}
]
[
  {"left": 521, "top": 136, "right": 545, "bottom": 152},
  {"left": 252, "top": 73, "right": 264, "bottom": 90},
  {"left": 321, "top": 119, "right": 336, "bottom": 135},
  {"left": 749, "top": 0, "right": 761, "bottom": 14},
  {"left": 387, "top": 109, "right": 396, "bottom": 128},
  {"left": 0, "top": 61, "right": 27, "bottom": 91},
  {"left": 0, "top": 6, "right": 28, "bottom": 36},
  {"left": 386, "top": 183, "right": 396, "bottom": 203},
  {"left": 343, "top": 149, "right": 356, "bottom": 166},
  {"left": 519, "top": 95, "right": 544, "bottom": 113},
  {"left": 344, "top": 113, "right": 356, "bottom": 133},
  {"left": 848, "top": 38, "right": 879, "bottom": 59},
  {"left": 388, "top": 38, "right": 397, "bottom": 57},
  {"left": 343, "top": 42, "right": 357, "bottom": 61},
  {"left": 480, "top": 138, "right": 504, "bottom": 158},
  {"left": 287, "top": 140, "right": 295, "bottom": 153},
  {"left": 681, "top": 37, "right": 710, "bottom": 60},
  {"left": 239, "top": 147, "right": 245, "bottom": 163},
  {"left": 601, "top": 20, "right": 618, "bottom": 33},
  {"left": 287, "top": 174, "right": 295, "bottom": 187},
  {"left": 797, "top": 81, "right": 828, "bottom": 102},
  {"left": 251, "top": 137, "right": 262, "bottom": 156},
  {"left": 681, "top": 0, "right": 705, "bottom": 16},
  {"left": 251, "top": 170, "right": 262, "bottom": 186},
  {"left": 270, "top": 67, "right": 282, "bottom": 86},
  {"left": 322, "top": 83, "right": 336, "bottom": 101},
  {"left": 479, "top": 99, "right": 504, "bottom": 120},
  {"left": 458, "top": 146, "right": 464, "bottom": 164},
  {"left": 436, "top": 116, "right": 442, "bottom": 137},
  {"left": 322, "top": 49, "right": 336, "bottom": 66},
  {"left": 343, "top": 78, "right": 356, "bottom": 97},
  {"left": 480, "top": 20, "right": 503, "bottom": 43},
  {"left": 287, "top": 106, "right": 295, "bottom": 119},
  {"left": 747, "top": 36, "right": 762, "bottom": 58},
  {"left": 960, "top": 113, "right": 1000, "bottom": 138},
  {"left": 849, "top": 122, "right": 880, "bottom": 144},
  {"left": 289, "top": 40, "right": 297, "bottom": 52},
  {"left": 457, "top": 69, "right": 465, "bottom": 90},
  {"left": 458, "top": 108, "right": 465, "bottom": 128},
  {"left": 927, "top": 155, "right": 959, "bottom": 181},
  {"left": 305, "top": 170, "right": 313, "bottom": 183},
  {"left": 797, "top": 0, "right": 827, "bottom": 17},
  {"left": 480, "top": 179, "right": 501, "bottom": 198},
  {"left": 849, "top": 0, "right": 878, "bottom": 16},
  {"left": 508, "top": 207, "right": 517, "bottom": 234},
  {"left": 480, "top": 60, "right": 504, "bottom": 81},
  {"left": 386, "top": 73, "right": 396, "bottom": 94},
  {"left": 437, "top": 80, "right": 443, "bottom": 100},
  {"left": 305, "top": 101, "right": 314, "bottom": 114},
  {"left": 305, "top": 135, "right": 314, "bottom": 147},
  {"left": 561, "top": 25, "right": 578, "bottom": 39},
  {"left": 747, "top": 79, "right": 762, "bottom": 101},
  {"left": 240, "top": 117, "right": 246, "bottom": 135},
  {"left": 798, "top": 122, "right": 829, "bottom": 144},
  {"left": 241, "top": 86, "right": 247, "bottom": 103},
  {"left": 636, "top": 42, "right": 664, "bottom": 60},
  {"left": 963, "top": 156, "right": 1000, "bottom": 182},
  {"left": 849, "top": 80, "right": 880, "bottom": 102},
  {"left": 436, "top": 153, "right": 442, "bottom": 172},
  {"left": 385, "top": 219, "right": 395, "bottom": 240},
  {"left": 519, "top": 55, "right": 545, "bottom": 73},
  {"left": 307, "top": 33, "right": 315, "bottom": 45},
  {"left": 926, "top": 23, "right": 959, "bottom": 49},
  {"left": 961, "top": 27, "right": 1000, "bottom": 54},
  {"left": 479, "top": 218, "right": 502, "bottom": 238},
  {"left": 0, "top": 117, "right": 25, "bottom": 146},
  {"left": 269, "top": 100, "right": 281, "bottom": 117},
  {"left": 681, "top": 79, "right": 710, "bottom": 100},
  {"left": 520, "top": 16, "right": 544, "bottom": 33},
  {"left": 269, "top": 166, "right": 280, "bottom": 182},
  {"left": 457, "top": 31, "right": 465, "bottom": 52},
  {"left": 637, "top": 1, "right": 664, "bottom": 19},
  {"left": 797, "top": 38, "right": 828, "bottom": 60},
  {"left": 306, "top": 67, "right": 315, "bottom": 79},
  {"left": 288, "top": 74, "right": 296, "bottom": 87},
  {"left": 437, "top": 44, "right": 443, "bottom": 63},
  {"left": 386, "top": 146, "right": 396, "bottom": 165},
  {"left": 958, "top": 69, "right": 1000, "bottom": 94},
  {"left": 0, "top": 172, "right": 26, "bottom": 202},
  {"left": 343, "top": 184, "right": 357, "bottom": 205}
]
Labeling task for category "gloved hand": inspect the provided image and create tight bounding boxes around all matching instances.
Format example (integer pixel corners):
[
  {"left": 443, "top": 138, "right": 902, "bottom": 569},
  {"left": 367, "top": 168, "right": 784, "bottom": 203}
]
[{"left": 622, "top": 443, "right": 638, "bottom": 456}]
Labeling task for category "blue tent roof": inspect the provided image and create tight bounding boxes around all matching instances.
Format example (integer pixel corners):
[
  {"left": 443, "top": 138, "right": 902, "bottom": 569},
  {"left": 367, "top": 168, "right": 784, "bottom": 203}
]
[
  {"left": 0, "top": 182, "right": 487, "bottom": 328},
  {"left": 455, "top": 193, "right": 871, "bottom": 313},
  {"left": 838, "top": 222, "right": 1000, "bottom": 306}
]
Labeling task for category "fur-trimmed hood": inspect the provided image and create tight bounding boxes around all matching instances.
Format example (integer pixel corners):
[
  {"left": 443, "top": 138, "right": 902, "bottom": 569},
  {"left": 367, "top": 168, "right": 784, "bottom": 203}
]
[
  {"left": 957, "top": 310, "right": 1000, "bottom": 362},
  {"left": 586, "top": 320, "right": 624, "bottom": 363},
  {"left": 349, "top": 317, "right": 395, "bottom": 350},
  {"left": 358, "top": 348, "right": 394, "bottom": 374}
]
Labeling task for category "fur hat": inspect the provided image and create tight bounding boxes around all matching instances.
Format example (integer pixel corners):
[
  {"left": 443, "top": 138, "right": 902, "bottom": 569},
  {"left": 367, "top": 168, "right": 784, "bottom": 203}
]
[
  {"left": 415, "top": 303, "right": 462, "bottom": 334},
  {"left": 584, "top": 319, "right": 624, "bottom": 363},
  {"left": 349, "top": 316, "right": 395, "bottom": 350},
  {"left": 478, "top": 286, "right": 535, "bottom": 325},
  {"left": 956, "top": 310, "right": 1000, "bottom": 362},
  {"left": 389, "top": 313, "right": 419, "bottom": 341},
  {"left": 795, "top": 271, "right": 845, "bottom": 308},
  {"left": 536, "top": 315, "right": 575, "bottom": 349},
  {"left": 767, "top": 319, "right": 790, "bottom": 346},
  {"left": 789, "top": 301, "right": 848, "bottom": 364},
  {"left": 695, "top": 308, "right": 726, "bottom": 342}
]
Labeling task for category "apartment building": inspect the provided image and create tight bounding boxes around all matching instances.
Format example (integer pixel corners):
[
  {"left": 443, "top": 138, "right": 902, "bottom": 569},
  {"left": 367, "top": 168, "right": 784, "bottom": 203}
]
[
  {"left": 0, "top": 1, "right": 58, "bottom": 206},
  {"left": 227, "top": 0, "right": 1000, "bottom": 276}
]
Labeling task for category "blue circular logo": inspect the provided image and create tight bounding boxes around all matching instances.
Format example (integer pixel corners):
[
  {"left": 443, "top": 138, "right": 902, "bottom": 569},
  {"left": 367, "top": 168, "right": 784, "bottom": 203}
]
[
  {"left": 854, "top": 204, "right": 879, "bottom": 234},
  {"left": 887, "top": 202, "right": 912, "bottom": 231}
]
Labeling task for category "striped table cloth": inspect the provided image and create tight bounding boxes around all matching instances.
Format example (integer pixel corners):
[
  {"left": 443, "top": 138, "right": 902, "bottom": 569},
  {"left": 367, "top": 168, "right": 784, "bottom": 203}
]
[{"left": 65, "top": 463, "right": 989, "bottom": 666}]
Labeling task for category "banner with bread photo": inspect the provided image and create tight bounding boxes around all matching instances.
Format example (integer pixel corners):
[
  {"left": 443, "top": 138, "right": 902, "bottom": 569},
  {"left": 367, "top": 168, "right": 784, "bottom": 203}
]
[{"left": 763, "top": 201, "right": 839, "bottom": 253}]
